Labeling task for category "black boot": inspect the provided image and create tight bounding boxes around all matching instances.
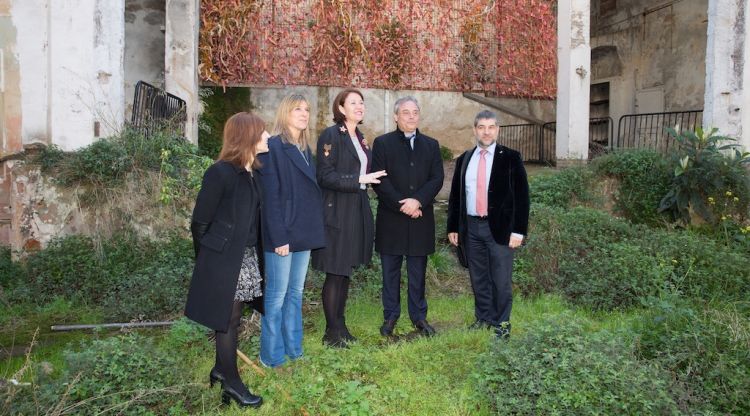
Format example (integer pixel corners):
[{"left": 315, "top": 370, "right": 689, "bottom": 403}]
[{"left": 222, "top": 384, "right": 263, "bottom": 408}]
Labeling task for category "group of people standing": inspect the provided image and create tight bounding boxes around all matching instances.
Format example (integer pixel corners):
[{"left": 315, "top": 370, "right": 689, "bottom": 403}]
[{"left": 183, "top": 89, "right": 529, "bottom": 408}]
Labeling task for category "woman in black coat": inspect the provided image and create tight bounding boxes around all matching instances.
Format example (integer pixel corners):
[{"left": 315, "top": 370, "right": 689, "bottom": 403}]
[
  {"left": 311, "top": 88, "right": 387, "bottom": 347},
  {"left": 184, "top": 112, "right": 268, "bottom": 408}
]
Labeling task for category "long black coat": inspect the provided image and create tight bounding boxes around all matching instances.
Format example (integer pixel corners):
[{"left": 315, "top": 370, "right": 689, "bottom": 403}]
[
  {"left": 371, "top": 129, "right": 444, "bottom": 256},
  {"left": 184, "top": 161, "right": 264, "bottom": 332},
  {"left": 447, "top": 145, "right": 530, "bottom": 263},
  {"left": 311, "top": 124, "right": 374, "bottom": 276}
]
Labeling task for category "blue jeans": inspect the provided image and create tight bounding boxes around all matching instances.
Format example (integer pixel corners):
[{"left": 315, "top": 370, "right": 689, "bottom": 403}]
[{"left": 260, "top": 250, "right": 310, "bottom": 367}]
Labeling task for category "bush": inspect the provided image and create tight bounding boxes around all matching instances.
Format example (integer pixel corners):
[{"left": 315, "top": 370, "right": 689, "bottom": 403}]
[
  {"left": 476, "top": 314, "right": 680, "bottom": 415},
  {"left": 557, "top": 242, "right": 670, "bottom": 310},
  {"left": 593, "top": 149, "right": 672, "bottom": 225},
  {"left": 20, "top": 233, "right": 193, "bottom": 320},
  {"left": 638, "top": 229, "right": 750, "bottom": 302},
  {"left": 659, "top": 127, "right": 750, "bottom": 225},
  {"left": 529, "top": 167, "right": 596, "bottom": 208},
  {"left": 198, "top": 87, "right": 251, "bottom": 159},
  {"left": 636, "top": 297, "right": 750, "bottom": 413},
  {"left": 9, "top": 333, "right": 200, "bottom": 415},
  {"left": 439, "top": 145, "right": 453, "bottom": 161},
  {"left": 517, "top": 205, "right": 643, "bottom": 297}
]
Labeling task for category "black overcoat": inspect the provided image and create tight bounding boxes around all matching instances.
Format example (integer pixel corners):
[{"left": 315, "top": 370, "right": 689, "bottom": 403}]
[
  {"left": 184, "top": 161, "right": 265, "bottom": 332},
  {"left": 311, "top": 124, "right": 374, "bottom": 276},
  {"left": 446, "top": 145, "right": 530, "bottom": 264},
  {"left": 371, "top": 129, "right": 444, "bottom": 256}
]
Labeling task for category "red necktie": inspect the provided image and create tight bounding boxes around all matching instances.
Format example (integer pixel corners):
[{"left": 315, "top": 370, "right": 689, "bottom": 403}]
[{"left": 476, "top": 149, "right": 488, "bottom": 216}]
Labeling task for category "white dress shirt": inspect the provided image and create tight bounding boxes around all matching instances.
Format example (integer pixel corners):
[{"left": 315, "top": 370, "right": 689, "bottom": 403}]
[{"left": 464, "top": 142, "right": 523, "bottom": 241}]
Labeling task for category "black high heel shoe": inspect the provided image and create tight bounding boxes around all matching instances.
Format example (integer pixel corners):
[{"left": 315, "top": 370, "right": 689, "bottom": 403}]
[
  {"left": 209, "top": 368, "right": 225, "bottom": 388},
  {"left": 221, "top": 384, "right": 263, "bottom": 408}
]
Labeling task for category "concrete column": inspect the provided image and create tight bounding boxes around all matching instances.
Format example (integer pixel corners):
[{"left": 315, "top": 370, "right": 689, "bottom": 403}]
[
  {"left": 165, "top": 0, "right": 199, "bottom": 144},
  {"left": 704, "top": 0, "right": 749, "bottom": 150},
  {"left": 555, "top": 0, "right": 591, "bottom": 166},
  {"left": 48, "top": 0, "right": 125, "bottom": 150}
]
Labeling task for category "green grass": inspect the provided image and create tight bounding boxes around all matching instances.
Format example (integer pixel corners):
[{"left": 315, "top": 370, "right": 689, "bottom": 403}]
[{"left": 171, "top": 292, "right": 643, "bottom": 415}]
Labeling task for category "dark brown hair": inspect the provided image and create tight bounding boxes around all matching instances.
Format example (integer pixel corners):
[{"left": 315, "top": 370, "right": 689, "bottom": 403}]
[
  {"left": 332, "top": 88, "right": 364, "bottom": 124},
  {"left": 218, "top": 112, "right": 265, "bottom": 170}
]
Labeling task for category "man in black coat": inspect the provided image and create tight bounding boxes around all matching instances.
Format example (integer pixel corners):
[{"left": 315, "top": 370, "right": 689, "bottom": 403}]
[
  {"left": 371, "top": 96, "right": 444, "bottom": 337},
  {"left": 447, "top": 110, "right": 529, "bottom": 339}
]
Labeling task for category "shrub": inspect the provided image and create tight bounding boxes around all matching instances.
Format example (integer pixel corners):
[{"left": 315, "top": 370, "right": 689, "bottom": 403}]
[
  {"left": 593, "top": 149, "right": 672, "bottom": 225},
  {"left": 476, "top": 314, "right": 680, "bottom": 415},
  {"left": 517, "top": 205, "right": 643, "bottom": 297},
  {"left": 198, "top": 87, "right": 251, "bottom": 159},
  {"left": 102, "top": 235, "right": 193, "bottom": 321},
  {"left": 529, "top": 167, "right": 596, "bottom": 208},
  {"left": 9, "top": 333, "right": 201, "bottom": 415},
  {"left": 637, "top": 229, "right": 750, "bottom": 302},
  {"left": 557, "top": 242, "right": 670, "bottom": 310},
  {"left": 659, "top": 127, "right": 750, "bottom": 225},
  {"left": 636, "top": 297, "right": 750, "bottom": 414},
  {"left": 439, "top": 145, "right": 453, "bottom": 161},
  {"left": 21, "top": 233, "right": 193, "bottom": 320}
]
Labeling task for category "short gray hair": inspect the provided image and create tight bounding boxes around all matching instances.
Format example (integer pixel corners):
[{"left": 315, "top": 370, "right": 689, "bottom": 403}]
[
  {"left": 474, "top": 110, "right": 498, "bottom": 127},
  {"left": 393, "top": 96, "right": 420, "bottom": 114}
]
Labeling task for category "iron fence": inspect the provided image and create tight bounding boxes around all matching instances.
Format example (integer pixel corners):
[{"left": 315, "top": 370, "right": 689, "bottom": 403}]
[
  {"left": 615, "top": 110, "right": 703, "bottom": 152},
  {"left": 499, "top": 117, "right": 613, "bottom": 165},
  {"left": 131, "top": 81, "right": 186, "bottom": 137}
]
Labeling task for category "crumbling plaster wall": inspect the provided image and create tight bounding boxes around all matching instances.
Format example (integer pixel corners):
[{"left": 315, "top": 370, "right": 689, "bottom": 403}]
[
  {"left": 247, "top": 87, "right": 555, "bottom": 155},
  {"left": 591, "top": 0, "right": 708, "bottom": 124},
  {"left": 124, "top": 0, "right": 166, "bottom": 120}
]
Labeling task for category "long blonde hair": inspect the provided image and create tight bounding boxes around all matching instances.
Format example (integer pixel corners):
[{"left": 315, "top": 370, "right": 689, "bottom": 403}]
[{"left": 271, "top": 94, "right": 310, "bottom": 150}]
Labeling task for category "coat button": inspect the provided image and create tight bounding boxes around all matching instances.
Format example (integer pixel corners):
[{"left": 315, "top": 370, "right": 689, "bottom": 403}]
[
  {"left": 409, "top": 185, "right": 414, "bottom": 190},
  {"left": 328, "top": 203, "right": 333, "bottom": 207},
  {"left": 410, "top": 162, "right": 414, "bottom": 166}
]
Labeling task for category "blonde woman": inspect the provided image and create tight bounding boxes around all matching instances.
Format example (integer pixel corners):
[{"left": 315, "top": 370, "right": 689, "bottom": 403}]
[{"left": 258, "top": 94, "right": 325, "bottom": 367}]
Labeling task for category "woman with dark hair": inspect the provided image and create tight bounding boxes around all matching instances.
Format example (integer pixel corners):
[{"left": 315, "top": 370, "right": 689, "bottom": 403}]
[
  {"left": 258, "top": 94, "right": 326, "bottom": 367},
  {"left": 311, "top": 88, "right": 386, "bottom": 348},
  {"left": 184, "top": 112, "right": 269, "bottom": 408}
]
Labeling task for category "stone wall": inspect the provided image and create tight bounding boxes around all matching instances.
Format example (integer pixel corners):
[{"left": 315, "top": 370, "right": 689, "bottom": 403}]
[{"left": 248, "top": 86, "right": 555, "bottom": 156}]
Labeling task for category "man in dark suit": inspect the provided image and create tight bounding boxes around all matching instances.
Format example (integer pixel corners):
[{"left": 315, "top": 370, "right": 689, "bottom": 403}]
[
  {"left": 371, "top": 96, "right": 444, "bottom": 337},
  {"left": 447, "top": 110, "right": 529, "bottom": 338}
]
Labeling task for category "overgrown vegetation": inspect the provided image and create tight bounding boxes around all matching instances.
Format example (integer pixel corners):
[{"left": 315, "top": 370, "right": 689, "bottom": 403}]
[
  {"left": 198, "top": 87, "right": 252, "bottom": 158},
  {"left": 3, "top": 129, "right": 749, "bottom": 414}
]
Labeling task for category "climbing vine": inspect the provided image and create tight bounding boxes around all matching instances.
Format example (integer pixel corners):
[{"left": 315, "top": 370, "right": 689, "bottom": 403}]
[{"left": 199, "top": 0, "right": 557, "bottom": 98}]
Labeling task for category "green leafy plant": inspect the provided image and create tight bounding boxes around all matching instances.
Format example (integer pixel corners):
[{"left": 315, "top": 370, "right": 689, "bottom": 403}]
[
  {"left": 593, "top": 149, "right": 672, "bottom": 225},
  {"left": 439, "top": 145, "right": 453, "bottom": 161},
  {"left": 529, "top": 167, "right": 597, "bottom": 208},
  {"left": 636, "top": 296, "right": 750, "bottom": 414},
  {"left": 476, "top": 313, "right": 680, "bottom": 415},
  {"left": 659, "top": 127, "right": 750, "bottom": 225}
]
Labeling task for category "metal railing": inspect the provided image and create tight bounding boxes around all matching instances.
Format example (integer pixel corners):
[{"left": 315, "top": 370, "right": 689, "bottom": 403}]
[
  {"left": 499, "top": 117, "right": 613, "bottom": 165},
  {"left": 614, "top": 110, "right": 703, "bottom": 152},
  {"left": 131, "top": 81, "right": 186, "bottom": 137}
]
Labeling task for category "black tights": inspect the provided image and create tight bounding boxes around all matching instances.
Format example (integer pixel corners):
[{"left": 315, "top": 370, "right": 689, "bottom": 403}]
[
  {"left": 321, "top": 273, "right": 350, "bottom": 335},
  {"left": 215, "top": 301, "right": 248, "bottom": 393}
]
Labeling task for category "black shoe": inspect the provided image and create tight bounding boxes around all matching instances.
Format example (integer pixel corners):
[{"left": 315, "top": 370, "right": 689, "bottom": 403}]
[
  {"left": 494, "top": 322, "right": 511, "bottom": 340},
  {"left": 209, "top": 368, "right": 225, "bottom": 388},
  {"left": 380, "top": 319, "right": 397, "bottom": 336},
  {"left": 468, "top": 320, "right": 490, "bottom": 330},
  {"left": 322, "top": 328, "right": 348, "bottom": 349},
  {"left": 221, "top": 384, "right": 263, "bottom": 408},
  {"left": 413, "top": 319, "right": 436, "bottom": 337},
  {"left": 341, "top": 318, "right": 357, "bottom": 342}
]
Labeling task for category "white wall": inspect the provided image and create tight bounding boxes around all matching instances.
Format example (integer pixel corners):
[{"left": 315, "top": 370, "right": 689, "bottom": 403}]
[{"left": 13, "top": 0, "right": 124, "bottom": 151}]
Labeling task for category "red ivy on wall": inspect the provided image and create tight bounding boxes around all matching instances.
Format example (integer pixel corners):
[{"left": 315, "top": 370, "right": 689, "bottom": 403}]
[{"left": 199, "top": 0, "right": 557, "bottom": 99}]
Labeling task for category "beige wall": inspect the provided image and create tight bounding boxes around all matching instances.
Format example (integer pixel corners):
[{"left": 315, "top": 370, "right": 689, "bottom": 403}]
[{"left": 247, "top": 86, "right": 555, "bottom": 156}]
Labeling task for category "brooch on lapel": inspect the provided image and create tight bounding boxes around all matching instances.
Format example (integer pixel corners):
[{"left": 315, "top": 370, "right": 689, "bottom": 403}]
[
  {"left": 339, "top": 126, "right": 347, "bottom": 133},
  {"left": 323, "top": 143, "right": 332, "bottom": 157},
  {"left": 361, "top": 138, "right": 368, "bottom": 149}
]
